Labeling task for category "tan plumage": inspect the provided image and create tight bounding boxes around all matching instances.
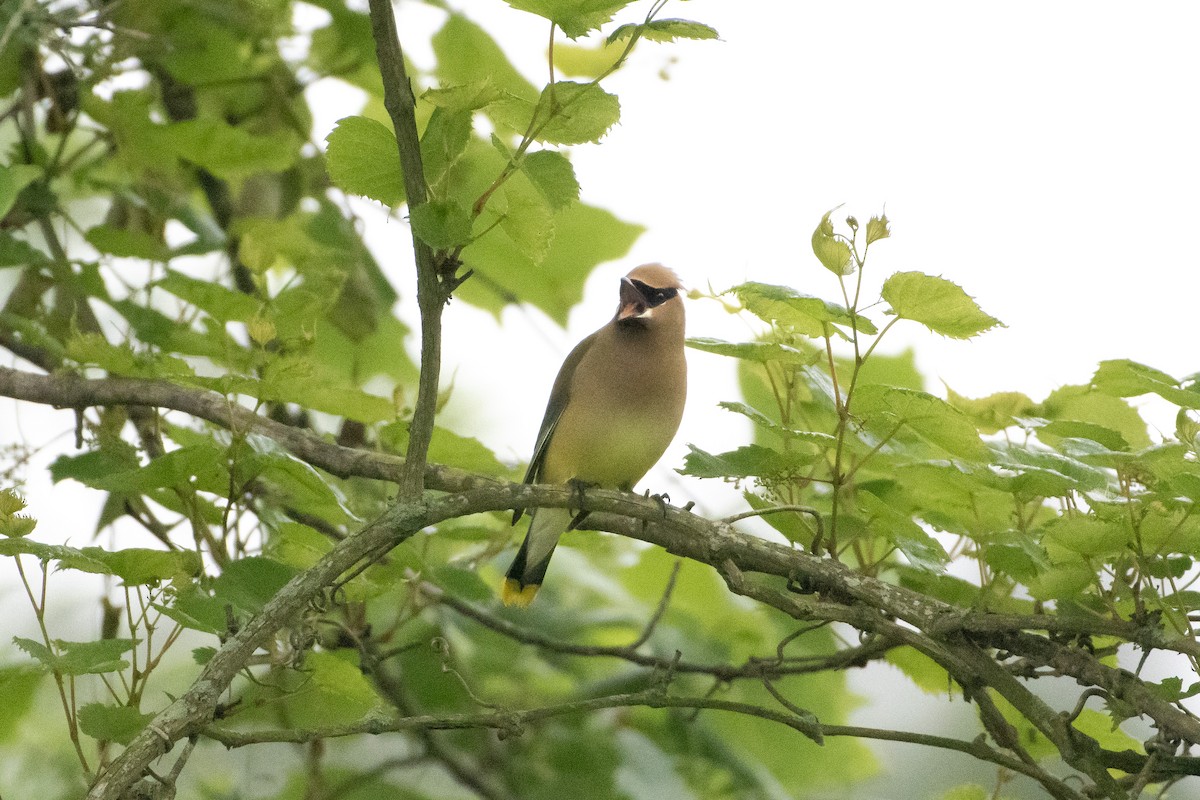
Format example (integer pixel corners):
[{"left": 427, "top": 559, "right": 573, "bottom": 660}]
[{"left": 502, "top": 264, "right": 687, "bottom": 607}]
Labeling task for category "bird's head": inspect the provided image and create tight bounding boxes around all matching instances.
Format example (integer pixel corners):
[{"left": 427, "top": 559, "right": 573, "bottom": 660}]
[{"left": 615, "top": 264, "right": 685, "bottom": 326}]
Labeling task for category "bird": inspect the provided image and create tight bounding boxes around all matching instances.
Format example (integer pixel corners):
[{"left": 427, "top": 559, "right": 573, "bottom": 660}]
[{"left": 502, "top": 263, "right": 688, "bottom": 607}]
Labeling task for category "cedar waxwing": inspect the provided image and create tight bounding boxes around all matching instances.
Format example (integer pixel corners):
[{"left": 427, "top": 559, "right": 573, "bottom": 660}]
[{"left": 502, "top": 264, "right": 688, "bottom": 607}]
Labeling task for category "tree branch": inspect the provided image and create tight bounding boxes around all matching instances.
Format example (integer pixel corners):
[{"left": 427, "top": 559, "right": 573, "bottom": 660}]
[
  {"left": 5, "top": 364, "right": 1199, "bottom": 797},
  {"left": 366, "top": 0, "right": 443, "bottom": 500}
]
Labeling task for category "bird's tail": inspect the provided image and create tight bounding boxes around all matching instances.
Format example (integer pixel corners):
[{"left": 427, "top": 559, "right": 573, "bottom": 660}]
[{"left": 502, "top": 507, "right": 569, "bottom": 607}]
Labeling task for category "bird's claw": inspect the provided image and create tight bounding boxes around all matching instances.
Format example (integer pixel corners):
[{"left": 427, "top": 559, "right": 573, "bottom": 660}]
[
  {"left": 644, "top": 489, "right": 672, "bottom": 519},
  {"left": 566, "top": 478, "right": 598, "bottom": 531}
]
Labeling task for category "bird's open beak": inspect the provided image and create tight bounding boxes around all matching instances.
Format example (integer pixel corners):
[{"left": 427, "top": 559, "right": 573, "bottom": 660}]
[{"left": 617, "top": 277, "right": 648, "bottom": 320}]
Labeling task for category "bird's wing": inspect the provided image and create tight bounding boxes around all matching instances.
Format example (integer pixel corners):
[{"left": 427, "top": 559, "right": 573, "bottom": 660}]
[{"left": 512, "top": 331, "right": 598, "bottom": 523}]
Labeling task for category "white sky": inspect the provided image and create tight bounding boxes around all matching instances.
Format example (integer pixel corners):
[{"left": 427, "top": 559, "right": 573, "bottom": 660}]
[{"left": 406, "top": 0, "right": 1200, "bottom": 493}]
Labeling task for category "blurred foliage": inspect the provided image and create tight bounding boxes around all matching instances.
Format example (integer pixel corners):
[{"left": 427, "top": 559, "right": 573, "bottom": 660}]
[{"left": 2, "top": 1, "right": 1199, "bottom": 800}]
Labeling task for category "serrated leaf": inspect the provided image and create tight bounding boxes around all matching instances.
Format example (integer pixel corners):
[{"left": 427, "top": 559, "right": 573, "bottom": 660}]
[
  {"left": 607, "top": 18, "right": 719, "bottom": 44},
  {"left": 522, "top": 150, "right": 579, "bottom": 209},
  {"left": 503, "top": 0, "right": 633, "bottom": 39},
  {"left": 678, "top": 444, "right": 816, "bottom": 480},
  {"left": 1092, "top": 360, "right": 1200, "bottom": 410},
  {"left": 81, "top": 547, "right": 202, "bottom": 586},
  {"left": 718, "top": 401, "right": 836, "bottom": 446},
  {"left": 881, "top": 271, "right": 1002, "bottom": 339},
  {"left": 811, "top": 210, "right": 853, "bottom": 275},
  {"left": 14, "top": 637, "right": 136, "bottom": 675},
  {"left": 730, "top": 282, "right": 877, "bottom": 336},
  {"left": 865, "top": 214, "right": 890, "bottom": 245},
  {"left": 496, "top": 82, "right": 620, "bottom": 145},
  {"left": 686, "top": 337, "right": 816, "bottom": 364},
  {"left": 325, "top": 116, "right": 404, "bottom": 207},
  {"left": 854, "top": 385, "right": 985, "bottom": 459},
  {"left": 78, "top": 703, "right": 154, "bottom": 745},
  {"left": 0, "top": 538, "right": 113, "bottom": 574}
]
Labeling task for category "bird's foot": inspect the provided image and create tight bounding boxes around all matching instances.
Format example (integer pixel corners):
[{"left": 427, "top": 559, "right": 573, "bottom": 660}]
[
  {"left": 644, "top": 489, "right": 672, "bottom": 519},
  {"left": 566, "top": 478, "right": 598, "bottom": 531}
]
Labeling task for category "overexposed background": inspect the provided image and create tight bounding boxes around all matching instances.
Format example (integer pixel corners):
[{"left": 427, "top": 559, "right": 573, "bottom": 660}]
[{"left": 5, "top": 2, "right": 1200, "bottom": 797}]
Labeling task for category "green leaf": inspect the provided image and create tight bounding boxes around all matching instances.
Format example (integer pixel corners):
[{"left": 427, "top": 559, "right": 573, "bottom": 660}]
[
  {"left": 0, "top": 232, "right": 49, "bottom": 267},
  {"left": 686, "top": 337, "right": 816, "bottom": 364},
  {"left": 84, "top": 225, "right": 170, "bottom": 261},
  {"left": 1026, "top": 562, "right": 1096, "bottom": 601},
  {"left": 410, "top": 200, "right": 473, "bottom": 250},
  {"left": 881, "top": 271, "right": 1002, "bottom": 339},
  {"left": 431, "top": 565, "right": 494, "bottom": 603},
  {"left": 1041, "top": 516, "right": 1129, "bottom": 559},
  {"left": 380, "top": 423, "right": 509, "bottom": 476},
  {"left": 0, "top": 665, "right": 43, "bottom": 740},
  {"left": 14, "top": 637, "right": 136, "bottom": 675},
  {"left": 678, "top": 444, "right": 816, "bottom": 480},
  {"left": 1037, "top": 420, "right": 1130, "bottom": 452},
  {"left": 607, "top": 18, "right": 720, "bottom": 44},
  {"left": 78, "top": 703, "right": 154, "bottom": 745},
  {"left": 553, "top": 41, "right": 625, "bottom": 78},
  {"left": 421, "top": 108, "right": 473, "bottom": 194},
  {"left": 288, "top": 650, "right": 380, "bottom": 728},
  {"left": 325, "top": 116, "right": 405, "bottom": 207},
  {"left": 422, "top": 80, "right": 504, "bottom": 112},
  {"left": 499, "top": 172, "right": 555, "bottom": 264},
  {"left": 259, "top": 357, "right": 395, "bottom": 423},
  {"left": 718, "top": 401, "right": 836, "bottom": 446},
  {"left": 156, "top": 269, "right": 261, "bottom": 323},
  {"left": 162, "top": 118, "right": 299, "bottom": 180},
  {"left": 1039, "top": 383, "right": 1151, "bottom": 450},
  {"left": 944, "top": 385, "right": 1036, "bottom": 434},
  {"left": 854, "top": 385, "right": 986, "bottom": 460},
  {"left": 990, "top": 443, "right": 1111, "bottom": 494},
  {"left": 82, "top": 547, "right": 202, "bottom": 586},
  {"left": 522, "top": 150, "right": 580, "bottom": 209},
  {"left": 458, "top": 195, "right": 642, "bottom": 324},
  {"left": 859, "top": 489, "right": 949, "bottom": 571},
  {"left": 1092, "top": 359, "right": 1200, "bottom": 410},
  {"left": 213, "top": 557, "right": 299, "bottom": 615},
  {"left": 886, "top": 646, "right": 952, "bottom": 695},
  {"left": 0, "top": 163, "right": 41, "bottom": 219},
  {"left": 433, "top": 15, "right": 538, "bottom": 103},
  {"left": 865, "top": 213, "right": 890, "bottom": 245},
  {"left": 730, "top": 281, "right": 877, "bottom": 336},
  {"left": 811, "top": 210, "right": 853, "bottom": 275},
  {"left": 83, "top": 444, "right": 230, "bottom": 496},
  {"left": 0, "top": 538, "right": 114, "bottom": 575},
  {"left": 496, "top": 82, "right": 620, "bottom": 145},
  {"left": 503, "top": 0, "right": 634, "bottom": 39}
]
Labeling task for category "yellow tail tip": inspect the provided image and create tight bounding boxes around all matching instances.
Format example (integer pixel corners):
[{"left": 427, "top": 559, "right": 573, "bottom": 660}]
[{"left": 501, "top": 578, "right": 540, "bottom": 608}]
